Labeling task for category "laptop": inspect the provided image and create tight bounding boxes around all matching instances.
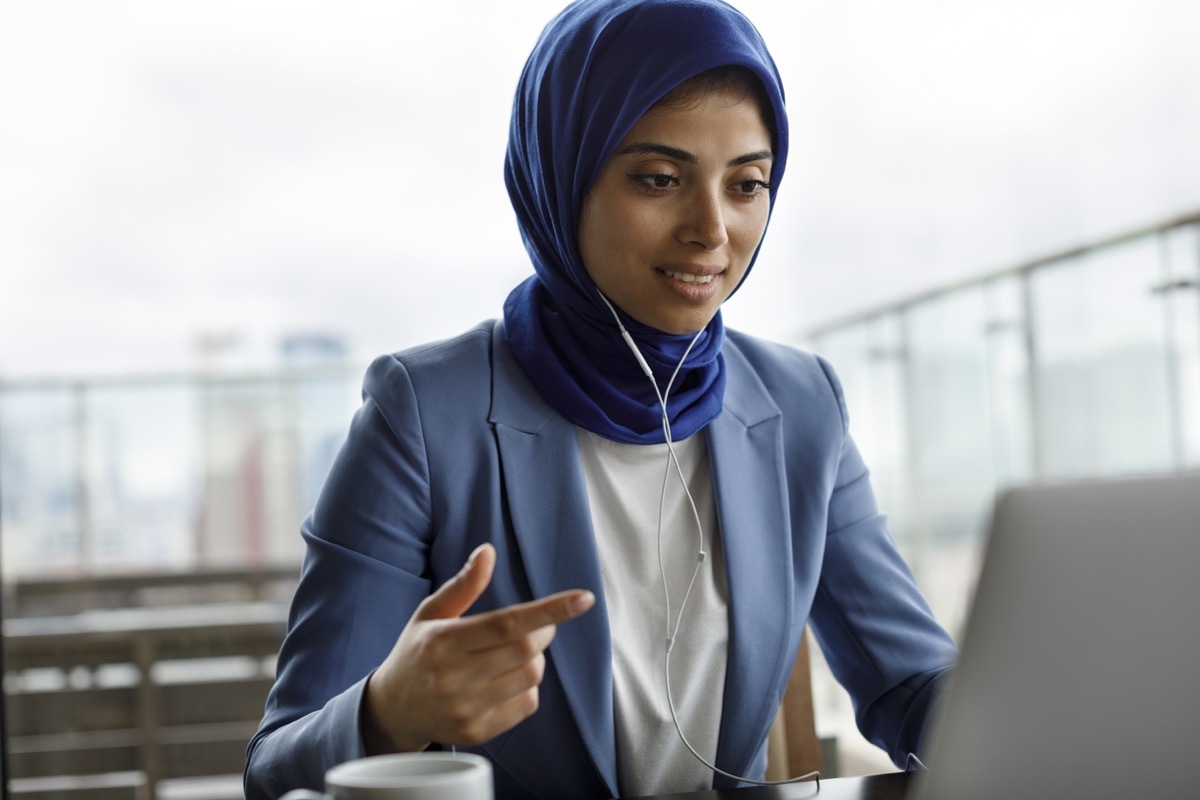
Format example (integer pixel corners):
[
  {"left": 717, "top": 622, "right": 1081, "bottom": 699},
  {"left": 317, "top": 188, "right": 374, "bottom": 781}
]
[{"left": 913, "top": 471, "right": 1200, "bottom": 800}]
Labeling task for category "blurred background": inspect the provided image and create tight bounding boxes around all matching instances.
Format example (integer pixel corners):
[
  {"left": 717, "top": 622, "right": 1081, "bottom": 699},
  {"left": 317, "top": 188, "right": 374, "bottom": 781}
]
[{"left": 2, "top": 0, "right": 1199, "bottom": 796}]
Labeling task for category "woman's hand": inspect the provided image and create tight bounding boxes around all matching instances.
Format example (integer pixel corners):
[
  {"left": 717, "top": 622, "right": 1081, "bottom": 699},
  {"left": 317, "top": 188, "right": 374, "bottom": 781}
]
[{"left": 361, "top": 543, "right": 595, "bottom": 753}]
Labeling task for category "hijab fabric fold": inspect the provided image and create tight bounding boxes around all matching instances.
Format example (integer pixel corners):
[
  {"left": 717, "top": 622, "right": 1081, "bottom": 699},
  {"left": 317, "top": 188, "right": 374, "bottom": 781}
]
[{"left": 503, "top": 0, "right": 789, "bottom": 444}]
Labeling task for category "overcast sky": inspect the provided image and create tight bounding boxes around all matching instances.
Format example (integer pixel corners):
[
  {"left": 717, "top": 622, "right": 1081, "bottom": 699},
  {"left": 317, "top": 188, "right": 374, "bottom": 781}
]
[{"left": 2, "top": 0, "right": 1199, "bottom": 378}]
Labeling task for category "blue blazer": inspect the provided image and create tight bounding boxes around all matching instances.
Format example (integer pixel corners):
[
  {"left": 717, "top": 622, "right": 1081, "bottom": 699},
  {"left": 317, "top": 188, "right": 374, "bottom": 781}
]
[{"left": 245, "top": 320, "right": 956, "bottom": 800}]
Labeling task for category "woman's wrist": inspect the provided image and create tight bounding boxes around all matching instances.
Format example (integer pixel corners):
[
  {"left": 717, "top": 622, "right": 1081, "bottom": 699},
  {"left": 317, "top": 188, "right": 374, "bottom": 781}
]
[{"left": 361, "top": 671, "right": 430, "bottom": 755}]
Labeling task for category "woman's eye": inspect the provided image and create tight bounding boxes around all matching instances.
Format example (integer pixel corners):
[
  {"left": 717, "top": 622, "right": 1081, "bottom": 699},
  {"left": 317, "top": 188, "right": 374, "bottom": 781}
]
[
  {"left": 631, "top": 172, "right": 680, "bottom": 191},
  {"left": 733, "top": 179, "right": 771, "bottom": 197}
]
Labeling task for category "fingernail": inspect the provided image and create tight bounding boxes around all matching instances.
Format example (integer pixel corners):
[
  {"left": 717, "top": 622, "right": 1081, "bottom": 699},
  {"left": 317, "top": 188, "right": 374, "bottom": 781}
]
[
  {"left": 568, "top": 591, "right": 595, "bottom": 615},
  {"left": 466, "top": 544, "right": 486, "bottom": 568}
]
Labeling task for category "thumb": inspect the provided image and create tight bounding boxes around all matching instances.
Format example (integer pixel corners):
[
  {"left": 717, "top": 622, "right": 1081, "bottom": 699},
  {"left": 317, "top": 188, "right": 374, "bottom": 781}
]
[{"left": 415, "top": 543, "right": 495, "bottom": 621}]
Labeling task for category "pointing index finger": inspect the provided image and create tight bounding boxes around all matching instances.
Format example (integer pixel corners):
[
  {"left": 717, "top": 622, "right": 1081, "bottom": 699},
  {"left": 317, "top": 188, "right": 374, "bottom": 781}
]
[{"left": 465, "top": 589, "right": 595, "bottom": 649}]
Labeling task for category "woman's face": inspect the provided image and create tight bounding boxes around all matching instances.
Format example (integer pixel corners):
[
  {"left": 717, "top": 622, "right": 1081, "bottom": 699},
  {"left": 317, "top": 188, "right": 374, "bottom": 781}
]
[{"left": 577, "top": 87, "right": 773, "bottom": 335}]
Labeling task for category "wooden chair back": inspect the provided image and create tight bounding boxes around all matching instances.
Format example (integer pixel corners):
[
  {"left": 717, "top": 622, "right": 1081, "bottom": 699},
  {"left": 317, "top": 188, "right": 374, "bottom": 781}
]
[{"left": 765, "top": 629, "right": 823, "bottom": 782}]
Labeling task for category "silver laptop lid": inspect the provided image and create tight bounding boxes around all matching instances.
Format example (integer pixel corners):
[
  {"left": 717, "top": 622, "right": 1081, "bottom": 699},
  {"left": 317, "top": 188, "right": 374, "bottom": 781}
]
[{"left": 914, "top": 472, "right": 1200, "bottom": 800}]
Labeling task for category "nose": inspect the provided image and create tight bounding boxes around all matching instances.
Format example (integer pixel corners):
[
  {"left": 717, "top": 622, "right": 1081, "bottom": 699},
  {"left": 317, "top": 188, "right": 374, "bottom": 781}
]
[{"left": 677, "top": 187, "right": 729, "bottom": 250}]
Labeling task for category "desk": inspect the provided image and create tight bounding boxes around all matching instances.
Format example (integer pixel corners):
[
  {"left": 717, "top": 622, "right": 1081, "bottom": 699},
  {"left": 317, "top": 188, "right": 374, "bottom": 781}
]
[{"left": 628, "top": 772, "right": 911, "bottom": 800}]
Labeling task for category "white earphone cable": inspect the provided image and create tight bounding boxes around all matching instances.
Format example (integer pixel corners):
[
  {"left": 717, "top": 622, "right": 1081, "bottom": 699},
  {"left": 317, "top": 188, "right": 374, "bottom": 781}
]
[{"left": 596, "top": 291, "right": 820, "bottom": 788}]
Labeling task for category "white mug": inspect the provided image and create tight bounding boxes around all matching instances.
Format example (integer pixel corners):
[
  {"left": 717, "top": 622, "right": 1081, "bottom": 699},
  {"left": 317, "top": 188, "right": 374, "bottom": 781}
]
[{"left": 280, "top": 752, "right": 493, "bottom": 800}]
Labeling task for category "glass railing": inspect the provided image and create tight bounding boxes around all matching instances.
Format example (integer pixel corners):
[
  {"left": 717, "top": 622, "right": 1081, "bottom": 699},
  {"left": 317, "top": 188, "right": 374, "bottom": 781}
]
[
  {"left": 802, "top": 210, "right": 1200, "bottom": 632},
  {"left": 798, "top": 210, "right": 1200, "bottom": 769},
  {"left": 1, "top": 366, "right": 361, "bottom": 580}
]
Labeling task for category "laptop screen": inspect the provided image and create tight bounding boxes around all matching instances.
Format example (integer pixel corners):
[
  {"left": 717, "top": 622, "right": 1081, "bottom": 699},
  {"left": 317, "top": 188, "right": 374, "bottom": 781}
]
[{"left": 914, "top": 472, "right": 1200, "bottom": 800}]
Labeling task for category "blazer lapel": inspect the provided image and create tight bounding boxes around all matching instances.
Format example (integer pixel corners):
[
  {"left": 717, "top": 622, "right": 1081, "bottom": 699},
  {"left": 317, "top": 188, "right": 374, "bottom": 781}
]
[
  {"left": 485, "top": 323, "right": 794, "bottom": 792},
  {"left": 488, "top": 323, "right": 619, "bottom": 797},
  {"left": 707, "top": 346, "right": 796, "bottom": 784}
]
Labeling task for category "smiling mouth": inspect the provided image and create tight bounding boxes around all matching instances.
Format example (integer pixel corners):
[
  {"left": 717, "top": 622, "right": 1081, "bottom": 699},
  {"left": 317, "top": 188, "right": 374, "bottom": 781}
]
[{"left": 660, "top": 269, "right": 716, "bottom": 285}]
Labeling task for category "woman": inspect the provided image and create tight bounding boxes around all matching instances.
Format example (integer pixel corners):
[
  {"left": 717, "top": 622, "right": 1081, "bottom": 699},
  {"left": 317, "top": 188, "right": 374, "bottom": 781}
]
[{"left": 244, "top": 1, "right": 957, "bottom": 798}]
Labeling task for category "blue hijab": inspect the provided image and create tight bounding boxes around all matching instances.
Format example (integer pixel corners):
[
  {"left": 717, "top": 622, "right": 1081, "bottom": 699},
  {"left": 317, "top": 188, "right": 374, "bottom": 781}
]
[{"left": 503, "top": 0, "right": 789, "bottom": 444}]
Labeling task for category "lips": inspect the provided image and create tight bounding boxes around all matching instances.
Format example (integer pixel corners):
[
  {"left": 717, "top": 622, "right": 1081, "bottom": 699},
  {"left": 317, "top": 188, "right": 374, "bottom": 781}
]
[
  {"left": 654, "top": 265, "right": 726, "bottom": 308},
  {"left": 660, "top": 269, "right": 715, "bottom": 285}
]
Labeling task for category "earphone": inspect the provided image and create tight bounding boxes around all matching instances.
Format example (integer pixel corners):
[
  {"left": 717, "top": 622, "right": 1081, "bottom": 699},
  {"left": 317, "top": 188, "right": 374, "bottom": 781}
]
[{"left": 596, "top": 291, "right": 820, "bottom": 788}]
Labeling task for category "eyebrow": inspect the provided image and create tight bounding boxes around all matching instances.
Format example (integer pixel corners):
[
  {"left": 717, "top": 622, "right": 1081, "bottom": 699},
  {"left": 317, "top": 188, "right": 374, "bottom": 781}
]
[{"left": 615, "top": 142, "right": 773, "bottom": 167}]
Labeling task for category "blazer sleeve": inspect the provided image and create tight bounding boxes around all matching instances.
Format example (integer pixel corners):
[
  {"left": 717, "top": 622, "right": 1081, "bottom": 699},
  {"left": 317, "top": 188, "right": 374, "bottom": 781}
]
[
  {"left": 805, "top": 356, "right": 958, "bottom": 767},
  {"left": 244, "top": 354, "right": 438, "bottom": 800}
]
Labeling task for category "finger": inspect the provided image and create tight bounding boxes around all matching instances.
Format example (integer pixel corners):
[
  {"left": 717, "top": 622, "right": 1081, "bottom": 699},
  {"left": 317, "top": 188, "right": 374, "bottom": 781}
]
[
  {"left": 415, "top": 544, "right": 496, "bottom": 621},
  {"left": 453, "top": 685, "right": 543, "bottom": 747},
  {"left": 420, "top": 637, "right": 550, "bottom": 742},
  {"left": 486, "top": 650, "right": 548, "bottom": 704},
  {"left": 447, "top": 622, "right": 559, "bottom": 687},
  {"left": 462, "top": 588, "right": 594, "bottom": 650},
  {"left": 483, "top": 684, "right": 544, "bottom": 737}
]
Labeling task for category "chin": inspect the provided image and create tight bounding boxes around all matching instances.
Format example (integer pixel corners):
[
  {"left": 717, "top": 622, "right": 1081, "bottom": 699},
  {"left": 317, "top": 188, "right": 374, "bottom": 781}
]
[
  {"left": 629, "top": 304, "right": 718, "bottom": 336},
  {"left": 655, "top": 318, "right": 712, "bottom": 336}
]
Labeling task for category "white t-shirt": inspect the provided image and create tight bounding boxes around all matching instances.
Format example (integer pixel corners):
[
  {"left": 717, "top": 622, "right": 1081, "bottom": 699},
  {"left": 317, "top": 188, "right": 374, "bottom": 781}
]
[{"left": 576, "top": 428, "right": 729, "bottom": 796}]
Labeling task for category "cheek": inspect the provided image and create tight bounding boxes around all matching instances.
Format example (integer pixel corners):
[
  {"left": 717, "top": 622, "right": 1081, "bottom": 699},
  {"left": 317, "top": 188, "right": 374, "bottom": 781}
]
[
  {"left": 579, "top": 200, "right": 639, "bottom": 290},
  {"left": 731, "top": 207, "right": 770, "bottom": 258},
  {"left": 597, "top": 204, "right": 662, "bottom": 261},
  {"left": 576, "top": 201, "right": 610, "bottom": 277}
]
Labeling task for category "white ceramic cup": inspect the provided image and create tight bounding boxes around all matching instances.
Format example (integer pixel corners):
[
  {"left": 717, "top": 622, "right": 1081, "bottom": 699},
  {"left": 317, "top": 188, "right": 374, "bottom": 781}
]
[{"left": 280, "top": 752, "right": 493, "bottom": 800}]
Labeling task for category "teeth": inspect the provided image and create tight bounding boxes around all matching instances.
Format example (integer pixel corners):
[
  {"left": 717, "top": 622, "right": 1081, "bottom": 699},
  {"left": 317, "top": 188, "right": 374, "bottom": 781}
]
[{"left": 663, "top": 270, "right": 714, "bottom": 285}]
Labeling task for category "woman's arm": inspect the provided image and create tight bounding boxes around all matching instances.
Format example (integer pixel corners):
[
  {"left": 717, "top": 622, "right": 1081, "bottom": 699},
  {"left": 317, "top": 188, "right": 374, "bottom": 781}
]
[{"left": 243, "top": 354, "right": 592, "bottom": 799}]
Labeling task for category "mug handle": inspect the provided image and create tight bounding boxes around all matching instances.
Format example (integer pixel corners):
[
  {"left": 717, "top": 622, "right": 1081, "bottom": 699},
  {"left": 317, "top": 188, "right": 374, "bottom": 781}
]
[{"left": 280, "top": 791, "right": 326, "bottom": 800}]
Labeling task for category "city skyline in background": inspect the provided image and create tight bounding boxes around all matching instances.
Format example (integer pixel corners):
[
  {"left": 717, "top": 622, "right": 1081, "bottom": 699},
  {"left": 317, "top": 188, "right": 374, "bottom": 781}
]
[{"left": 2, "top": 0, "right": 1200, "bottom": 378}]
